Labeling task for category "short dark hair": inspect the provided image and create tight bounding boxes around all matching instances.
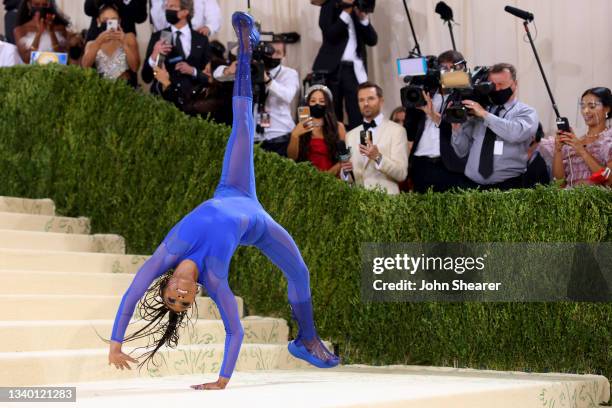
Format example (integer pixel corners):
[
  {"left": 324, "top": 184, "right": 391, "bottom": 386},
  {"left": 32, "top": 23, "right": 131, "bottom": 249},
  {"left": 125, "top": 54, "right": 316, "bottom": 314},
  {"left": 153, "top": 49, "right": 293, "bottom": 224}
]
[
  {"left": 358, "top": 82, "right": 383, "bottom": 98},
  {"left": 581, "top": 87, "right": 612, "bottom": 119},
  {"left": 490, "top": 63, "right": 517, "bottom": 81},
  {"left": 438, "top": 50, "right": 465, "bottom": 65}
]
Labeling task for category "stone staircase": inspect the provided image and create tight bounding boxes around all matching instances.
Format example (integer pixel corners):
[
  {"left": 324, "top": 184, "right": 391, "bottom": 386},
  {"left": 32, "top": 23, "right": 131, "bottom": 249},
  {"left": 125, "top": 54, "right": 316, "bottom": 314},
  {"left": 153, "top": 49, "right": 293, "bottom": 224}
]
[{"left": 0, "top": 196, "right": 311, "bottom": 386}]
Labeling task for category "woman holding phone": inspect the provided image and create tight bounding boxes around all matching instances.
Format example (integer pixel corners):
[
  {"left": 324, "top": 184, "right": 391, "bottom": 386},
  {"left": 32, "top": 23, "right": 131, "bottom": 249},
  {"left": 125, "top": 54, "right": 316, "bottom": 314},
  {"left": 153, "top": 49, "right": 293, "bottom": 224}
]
[
  {"left": 540, "top": 87, "right": 612, "bottom": 187},
  {"left": 287, "top": 85, "right": 346, "bottom": 175},
  {"left": 13, "top": 0, "right": 70, "bottom": 63},
  {"left": 81, "top": 3, "right": 140, "bottom": 86}
]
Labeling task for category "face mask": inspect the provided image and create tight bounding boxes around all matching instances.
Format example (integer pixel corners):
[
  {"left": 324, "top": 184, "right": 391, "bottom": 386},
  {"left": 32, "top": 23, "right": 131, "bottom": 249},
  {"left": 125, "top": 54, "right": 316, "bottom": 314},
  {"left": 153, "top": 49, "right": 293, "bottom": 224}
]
[
  {"left": 309, "top": 104, "right": 327, "bottom": 119},
  {"left": 263, "top": 56, "right": 281, "bottom": 70},
  {"left": 165, "top": 10, "right": 180, "bottom": 25},
  {"left": 489, "top": 86, "right": 514, "bottom": 106},
  {"left": 69, "top": 46, "right": 83, "bottom": 60}
]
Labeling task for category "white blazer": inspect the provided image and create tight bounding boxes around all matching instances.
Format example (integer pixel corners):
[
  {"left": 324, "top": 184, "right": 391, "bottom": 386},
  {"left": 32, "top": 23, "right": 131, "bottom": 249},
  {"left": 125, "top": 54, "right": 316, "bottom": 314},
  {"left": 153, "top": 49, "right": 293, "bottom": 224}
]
[{"left": 346, "top": 119, "right": 409, "bottom": 195}]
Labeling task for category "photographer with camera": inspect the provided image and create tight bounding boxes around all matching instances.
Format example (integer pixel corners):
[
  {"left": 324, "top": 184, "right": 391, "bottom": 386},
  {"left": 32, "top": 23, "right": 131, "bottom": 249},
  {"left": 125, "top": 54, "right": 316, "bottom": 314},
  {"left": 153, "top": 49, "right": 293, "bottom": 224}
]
[
  {"left": 451, "top": 63, "right": 539, "bottom": 190},
  {"left": 214, "top": 39, "right": 300, "bottom": 156},
  {"left": 404, "top": 50, "right": 471, "bottom": 193},
  {"left": 312, "top": 0, "right": 378, "bottom": 131}
]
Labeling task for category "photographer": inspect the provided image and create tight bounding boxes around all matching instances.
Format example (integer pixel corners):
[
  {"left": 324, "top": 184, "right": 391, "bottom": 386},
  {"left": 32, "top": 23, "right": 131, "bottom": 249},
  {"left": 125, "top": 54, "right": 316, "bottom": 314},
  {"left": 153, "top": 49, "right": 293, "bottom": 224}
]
[
  {"left": 404, "top": 50, "right": 471, "bottom": 193},
  {"left": 312, "top": 0, "right": 378, "bottom": 130},
  {"left": 142, "top": 0, "right": 209, "bottom": 113},
  {"left": 214, "top": 40, "right": 300, "bottom": 156},
  {"left": 451, "top": 63, "right": 538, "bottom": 190}
]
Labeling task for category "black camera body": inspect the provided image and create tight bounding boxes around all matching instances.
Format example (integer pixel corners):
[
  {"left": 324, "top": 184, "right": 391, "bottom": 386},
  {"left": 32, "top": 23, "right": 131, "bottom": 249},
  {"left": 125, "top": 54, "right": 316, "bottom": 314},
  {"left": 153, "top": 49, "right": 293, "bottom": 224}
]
[
  {"left": 251, "top": 42, "right": 276, "bottom": 86},
  {"left": 337, "top": 0, "right": 376, "bottom": 13},
  {"left": 400, "top": 56, "right": 441, "bottom": 109},
  {"left": 443, "top": 66, "right": 495, "bottom": 124},
  {"left": 355, "top": 0, "right": 376, "bottom": 13}
]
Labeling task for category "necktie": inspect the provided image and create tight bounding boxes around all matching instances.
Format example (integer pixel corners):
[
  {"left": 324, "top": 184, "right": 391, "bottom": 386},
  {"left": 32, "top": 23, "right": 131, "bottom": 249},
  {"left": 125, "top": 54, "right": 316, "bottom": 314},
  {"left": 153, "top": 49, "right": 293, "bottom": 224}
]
[
  {"left": 478, "top": 105, "right": 504, "bottom": 179},
  {"left": 174, "top": 31, "right": 185, "bottom": 59},
  {"left": 363, "top": 120, "right": 377, "bottom": 131}
]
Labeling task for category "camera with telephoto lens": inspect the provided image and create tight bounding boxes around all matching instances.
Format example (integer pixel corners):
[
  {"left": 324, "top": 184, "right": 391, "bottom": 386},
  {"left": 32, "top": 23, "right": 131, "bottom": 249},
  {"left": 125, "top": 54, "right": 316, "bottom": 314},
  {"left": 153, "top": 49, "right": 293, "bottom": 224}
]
[
  {"left": 400, "top": 56, "right": 441, "bottom": 109},
  {"left": 250, "top": 30, "right": 301, "bottom": 86},
  {"left": 442, "top": 66, "right": 495, "bottom": 124}
]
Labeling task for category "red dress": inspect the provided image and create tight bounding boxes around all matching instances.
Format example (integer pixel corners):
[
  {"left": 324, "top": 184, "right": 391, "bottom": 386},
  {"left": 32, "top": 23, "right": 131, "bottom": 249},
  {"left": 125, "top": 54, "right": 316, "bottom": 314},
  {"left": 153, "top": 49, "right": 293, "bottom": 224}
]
[{"left": 307, "top": 138, "right": 333, "bottom": 171}]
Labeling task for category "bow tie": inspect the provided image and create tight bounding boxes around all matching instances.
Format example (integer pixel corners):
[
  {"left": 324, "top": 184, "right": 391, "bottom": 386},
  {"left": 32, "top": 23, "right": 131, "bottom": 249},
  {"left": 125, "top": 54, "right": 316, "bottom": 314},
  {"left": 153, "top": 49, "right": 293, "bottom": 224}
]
[{"left": 363, "top": 120, "right": 377, "bottom": 131}]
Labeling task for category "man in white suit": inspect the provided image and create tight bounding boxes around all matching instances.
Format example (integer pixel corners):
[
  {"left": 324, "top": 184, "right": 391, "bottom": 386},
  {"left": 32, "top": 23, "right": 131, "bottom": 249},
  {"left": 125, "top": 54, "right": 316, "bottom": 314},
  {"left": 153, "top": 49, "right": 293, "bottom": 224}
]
[{"left": 340, "top": 82, "right": 408, "bottom": 194}]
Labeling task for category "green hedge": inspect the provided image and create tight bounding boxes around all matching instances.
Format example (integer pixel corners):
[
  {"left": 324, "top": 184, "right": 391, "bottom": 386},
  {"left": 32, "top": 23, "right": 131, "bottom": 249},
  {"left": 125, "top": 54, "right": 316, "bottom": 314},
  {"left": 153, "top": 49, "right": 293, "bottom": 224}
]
[{"left": 1, "top": 66, "right": 611, "bottom": 381}]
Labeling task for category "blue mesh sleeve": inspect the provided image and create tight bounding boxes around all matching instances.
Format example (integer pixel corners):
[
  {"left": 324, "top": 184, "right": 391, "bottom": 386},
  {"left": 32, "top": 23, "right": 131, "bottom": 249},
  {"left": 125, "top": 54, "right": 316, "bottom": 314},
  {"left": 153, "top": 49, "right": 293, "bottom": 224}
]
[
  {"left": 110, "top": 243, "right": 182, "bottom": 343},
  {"left": 202, "top": 257, "right": 244, "bottom": 379}
]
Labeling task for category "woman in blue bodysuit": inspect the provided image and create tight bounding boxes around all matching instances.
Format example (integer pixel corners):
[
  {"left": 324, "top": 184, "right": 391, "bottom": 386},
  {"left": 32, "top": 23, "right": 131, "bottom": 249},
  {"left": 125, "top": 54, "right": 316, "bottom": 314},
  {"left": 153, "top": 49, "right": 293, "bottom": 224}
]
[{"left": 107, "top": 11, "right": 339, "bottom": 390}]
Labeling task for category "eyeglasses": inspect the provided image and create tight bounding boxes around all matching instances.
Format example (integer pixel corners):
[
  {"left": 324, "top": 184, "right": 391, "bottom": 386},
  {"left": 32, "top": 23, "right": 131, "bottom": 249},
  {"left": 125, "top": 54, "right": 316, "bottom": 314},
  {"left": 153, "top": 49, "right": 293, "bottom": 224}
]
[{"left": 579, "top": 102, "right": 603, "bottom": 110}]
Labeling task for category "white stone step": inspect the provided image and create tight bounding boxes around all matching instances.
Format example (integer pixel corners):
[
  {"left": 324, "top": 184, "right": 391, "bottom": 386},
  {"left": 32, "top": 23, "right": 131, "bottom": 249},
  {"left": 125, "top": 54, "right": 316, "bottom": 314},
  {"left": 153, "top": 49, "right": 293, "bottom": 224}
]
[
  {"left": 0, "top": 248, "right": 147, "bottom": 274},
  {"left": 0, "top": 196, "right": 55, "bottom": 215},
  {"left": 0, "top": 211, "right": 91, "bottom": 234},
  {"left": 0, "top": 229, "right": 125, "bottom": 253},
  {"left": 0, "top": 344, "right": 312, "bottom": 386},
  {"left": 0, "top": 270, "right": 134, "bottom": 295},
  {"left": 0, "top": 295, "right": 244, "bottom": 321},
  {"left": 51, "top": 368, "right": 611, "bottom": 408},
  {"left": 0, "top": 317, "right": 288, "bottom": 352}
]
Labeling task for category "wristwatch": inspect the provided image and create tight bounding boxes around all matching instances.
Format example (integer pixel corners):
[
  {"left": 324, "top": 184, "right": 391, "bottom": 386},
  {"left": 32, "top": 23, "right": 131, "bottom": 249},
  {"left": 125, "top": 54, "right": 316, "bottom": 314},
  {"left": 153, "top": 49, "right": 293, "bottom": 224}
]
[{"left": 374, "top": 154, "right": 383, "bottom": 165}]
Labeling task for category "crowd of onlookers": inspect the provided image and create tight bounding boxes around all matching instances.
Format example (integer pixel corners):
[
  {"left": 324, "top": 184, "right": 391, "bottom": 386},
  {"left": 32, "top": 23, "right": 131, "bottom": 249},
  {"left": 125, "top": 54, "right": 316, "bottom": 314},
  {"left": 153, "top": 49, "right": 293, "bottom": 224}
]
[{"left": 0, "top": 0, "right": 610, "bottom": 194}]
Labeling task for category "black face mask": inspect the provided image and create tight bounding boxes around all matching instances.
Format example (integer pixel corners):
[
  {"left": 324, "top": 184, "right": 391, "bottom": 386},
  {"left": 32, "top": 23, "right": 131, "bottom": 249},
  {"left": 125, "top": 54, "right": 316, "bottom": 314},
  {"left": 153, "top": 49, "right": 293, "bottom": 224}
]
[
  {"left": 309, "top": 104, "right": 327, "bottom": 119},
  {"left": 69, "top": 46, "right": 83, "bottom": 60},
  {"left": 263, "top": 56, "right": 281, "bottom": 70},
  {"left": 489, "top": 86, "right": 514, "bottom": 106},
  {"left": 165, "top": 10, "right": 180, "bottom": 25}
]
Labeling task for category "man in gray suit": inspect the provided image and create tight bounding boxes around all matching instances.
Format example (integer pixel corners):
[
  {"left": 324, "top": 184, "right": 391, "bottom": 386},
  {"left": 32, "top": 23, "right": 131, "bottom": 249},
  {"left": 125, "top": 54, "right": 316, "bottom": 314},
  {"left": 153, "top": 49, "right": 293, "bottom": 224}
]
[{"left": 451, "top": 63, "right": 538, "bottom": 190}]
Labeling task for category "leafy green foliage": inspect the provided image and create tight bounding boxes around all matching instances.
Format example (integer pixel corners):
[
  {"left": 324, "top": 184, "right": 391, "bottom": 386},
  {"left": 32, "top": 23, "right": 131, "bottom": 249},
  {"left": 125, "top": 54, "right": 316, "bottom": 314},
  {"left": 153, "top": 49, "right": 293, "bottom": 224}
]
[{"left": 1, "top": 65, "right": 610, "bottom": 379}]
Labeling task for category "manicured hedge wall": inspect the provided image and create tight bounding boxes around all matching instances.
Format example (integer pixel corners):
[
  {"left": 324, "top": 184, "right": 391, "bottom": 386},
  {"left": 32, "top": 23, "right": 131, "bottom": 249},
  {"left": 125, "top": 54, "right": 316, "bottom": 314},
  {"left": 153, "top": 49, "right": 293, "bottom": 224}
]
[{"left": 1, "top": 65, "right": 610, "bottom": 381}]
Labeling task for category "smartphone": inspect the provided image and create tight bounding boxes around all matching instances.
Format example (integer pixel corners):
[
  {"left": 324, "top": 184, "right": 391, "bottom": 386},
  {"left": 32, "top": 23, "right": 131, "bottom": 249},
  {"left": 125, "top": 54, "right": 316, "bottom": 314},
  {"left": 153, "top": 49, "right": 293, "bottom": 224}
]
[
  {"left": 360, "top": 130, "right": 372, "bottom": 146},
  {"left": 106, "top": 19, "right": 119, "bottom": 31},
  {"left": 160, "top": 30, "right": 173, "bottom": 45},
  {"left": 556, "top": 117, "right": 570, "bottom": 132},
  {"left": 298, "top": 106, "right": 310, "bottom": 122}
]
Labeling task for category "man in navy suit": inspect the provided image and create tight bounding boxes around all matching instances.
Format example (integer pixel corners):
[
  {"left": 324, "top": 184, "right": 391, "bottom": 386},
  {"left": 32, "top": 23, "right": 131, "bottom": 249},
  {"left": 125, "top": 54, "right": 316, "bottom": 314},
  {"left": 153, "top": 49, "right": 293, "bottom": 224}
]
[
  {"left": 312, "top": 0, "right": 378, "bottom": 130},
  {"left": 142, "top": 0, "right": 209, "bottom": 113}
]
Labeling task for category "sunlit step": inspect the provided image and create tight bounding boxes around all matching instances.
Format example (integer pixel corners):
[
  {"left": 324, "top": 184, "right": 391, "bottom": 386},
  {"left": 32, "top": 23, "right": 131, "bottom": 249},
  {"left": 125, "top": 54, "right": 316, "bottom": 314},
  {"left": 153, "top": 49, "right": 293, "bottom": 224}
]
[
  {"left": 0, "top": 196, "right": 55, "bottom": 215},
  {"left": 0, "top": 295, "right": 244, "bottom": 321},
  {"left": 0, "top": 317, "right": 288, "bottom": 352},
  {"left": 0, "top": 343, "right": 313, "bottom": 386},
  {"left": 0, "top": 248, "right": 147, "bottom": 274},
  {"left": 0, "top": 211, "right": 90, "bottom": 234},
  {"left": 0, "top": 229, "right": 125, "bottom": 253}
]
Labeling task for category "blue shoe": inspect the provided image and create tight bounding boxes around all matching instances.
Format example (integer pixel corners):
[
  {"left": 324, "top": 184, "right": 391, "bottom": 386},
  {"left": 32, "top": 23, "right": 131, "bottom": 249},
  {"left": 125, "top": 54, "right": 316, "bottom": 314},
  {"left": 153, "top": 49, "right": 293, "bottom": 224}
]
[
  {"left": 232, "top": 11, "right": 259, "bottom": 49},
  {"left": 288, "top": 339, "right": 340, "bottom": 369}
]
